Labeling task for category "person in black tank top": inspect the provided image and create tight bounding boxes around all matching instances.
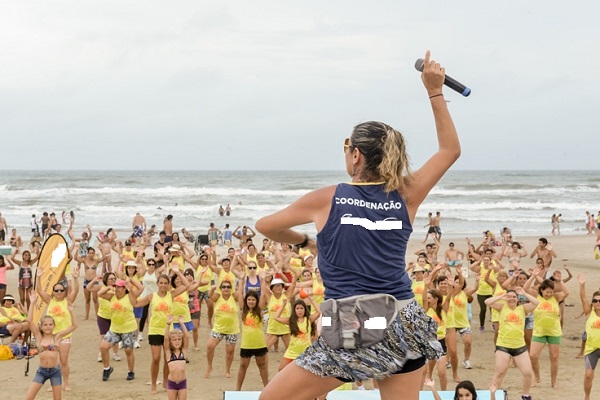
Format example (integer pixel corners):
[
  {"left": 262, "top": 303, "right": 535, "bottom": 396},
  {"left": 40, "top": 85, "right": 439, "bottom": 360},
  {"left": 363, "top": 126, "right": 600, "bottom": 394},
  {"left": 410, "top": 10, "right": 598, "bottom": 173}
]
[{"left": 255, "top": 50, "right": 462, "bottom": 400}]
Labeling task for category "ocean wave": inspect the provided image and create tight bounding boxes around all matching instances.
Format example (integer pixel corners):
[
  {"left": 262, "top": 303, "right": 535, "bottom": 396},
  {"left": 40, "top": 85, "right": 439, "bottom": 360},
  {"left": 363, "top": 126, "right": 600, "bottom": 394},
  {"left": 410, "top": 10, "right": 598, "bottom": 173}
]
[
  {"left": 0, "top": 186, "right": 309, "bottom": 198},
  {"left": 429, "top": 186, "right": 600, "bottom": 197},
  {"left": 420, "top": 201, "right": 597, "bottom": 211}
]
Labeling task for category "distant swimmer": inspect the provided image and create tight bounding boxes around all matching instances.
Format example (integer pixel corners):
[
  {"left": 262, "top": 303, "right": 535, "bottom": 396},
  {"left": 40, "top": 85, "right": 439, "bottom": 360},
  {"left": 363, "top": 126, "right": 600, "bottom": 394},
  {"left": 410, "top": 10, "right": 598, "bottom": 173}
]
[
  {"left": 218, "top": 205, "right": 225, "bottom": 217},
  {"left": 225, "top": 204, "right": 231, "bottom": 217}
]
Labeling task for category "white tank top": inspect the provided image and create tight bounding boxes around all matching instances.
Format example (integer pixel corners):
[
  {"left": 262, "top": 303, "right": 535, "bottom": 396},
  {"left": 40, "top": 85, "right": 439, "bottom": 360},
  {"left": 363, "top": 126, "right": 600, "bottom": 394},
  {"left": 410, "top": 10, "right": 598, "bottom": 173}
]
[{"left": 141, "top": 271, "right": 159, "bottom": 297}]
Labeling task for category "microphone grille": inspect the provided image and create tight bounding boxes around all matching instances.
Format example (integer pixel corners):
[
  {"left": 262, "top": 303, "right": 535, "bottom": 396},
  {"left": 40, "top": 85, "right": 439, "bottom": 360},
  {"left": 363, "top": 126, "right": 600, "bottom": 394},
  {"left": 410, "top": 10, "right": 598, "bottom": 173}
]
[{"left": 414, "top": 58, "right": 425, "bottom": 72}]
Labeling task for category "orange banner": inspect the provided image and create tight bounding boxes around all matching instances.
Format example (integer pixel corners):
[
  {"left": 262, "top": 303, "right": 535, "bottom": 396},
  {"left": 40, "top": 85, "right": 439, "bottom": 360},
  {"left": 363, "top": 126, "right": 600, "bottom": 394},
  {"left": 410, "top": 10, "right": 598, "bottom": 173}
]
[{"left": 31, "top": 234, "right": 70, "bottom": 325}]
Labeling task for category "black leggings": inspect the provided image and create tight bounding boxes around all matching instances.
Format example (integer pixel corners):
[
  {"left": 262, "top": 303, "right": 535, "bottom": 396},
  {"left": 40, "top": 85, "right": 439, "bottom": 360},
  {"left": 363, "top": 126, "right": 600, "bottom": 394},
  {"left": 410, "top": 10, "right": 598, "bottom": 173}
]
[
  {"left": 477, "top": 294, "right": 492, "bottom": 328},
  {"left": 139, "top": 304, "right": 150, "bottom": 332}
]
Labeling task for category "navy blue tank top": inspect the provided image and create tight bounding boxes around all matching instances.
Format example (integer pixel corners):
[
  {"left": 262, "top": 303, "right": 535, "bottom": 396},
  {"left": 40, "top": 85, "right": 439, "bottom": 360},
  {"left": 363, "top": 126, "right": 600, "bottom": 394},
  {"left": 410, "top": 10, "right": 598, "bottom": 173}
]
[{"left": 317, "top": 183, "right": 414, "bottom": 300}]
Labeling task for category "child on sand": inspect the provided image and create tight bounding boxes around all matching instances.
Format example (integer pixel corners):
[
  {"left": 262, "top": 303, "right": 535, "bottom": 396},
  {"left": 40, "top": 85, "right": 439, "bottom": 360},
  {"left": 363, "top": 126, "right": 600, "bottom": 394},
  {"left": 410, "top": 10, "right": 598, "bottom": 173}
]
[
  {"left": 164, "top": 315, "right": 189, "bottom": 400},
  {"left": 25, "top": 293, "right": 78, "bottom": 400}
]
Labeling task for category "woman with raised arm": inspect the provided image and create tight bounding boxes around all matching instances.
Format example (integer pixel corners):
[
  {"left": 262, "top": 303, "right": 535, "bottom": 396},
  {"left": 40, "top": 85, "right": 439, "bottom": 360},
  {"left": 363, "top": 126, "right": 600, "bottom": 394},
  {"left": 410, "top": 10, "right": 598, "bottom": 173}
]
[
  {"left": 524, "top": 267, "right": 569, "bottom": 388},
  {"left": 134, "top": 266, "right": 189, "bottom": 394},
  {"left": 421, "top": 288, "right": 449, "bottom": 390},
  {"left": 255, "top": 50, "right": 459, "bottom": 400},
  {"left": 9, "top": 250, "right": 38, "bottom": 309},
  {"left": 236, "top": 274, "right": 269, "bottom": 391},
  {"left": 486, "top": 287, "right": 539, "bottom": 400},
  {"left": 578, "top": 274, "right": 600, "bottom": 400}
]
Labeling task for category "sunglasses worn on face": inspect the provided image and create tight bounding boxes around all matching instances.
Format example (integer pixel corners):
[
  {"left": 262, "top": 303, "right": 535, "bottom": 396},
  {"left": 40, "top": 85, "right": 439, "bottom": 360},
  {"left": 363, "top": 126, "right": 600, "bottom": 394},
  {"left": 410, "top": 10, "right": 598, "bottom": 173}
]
[
  {"left": 343, "top": 138, "right": 356, "bottom": 154},
  {"left": 248, "top": 267, "right": 257, "bottom": 270},
  {"left": 592, "top": 299, "right": 600, "bottom": 304},
  {"left": 54, "top": 289, "right": 65, "bottom": 293},
  {"left": 221, "top": 286, "right": 232, "bottom": 289}
]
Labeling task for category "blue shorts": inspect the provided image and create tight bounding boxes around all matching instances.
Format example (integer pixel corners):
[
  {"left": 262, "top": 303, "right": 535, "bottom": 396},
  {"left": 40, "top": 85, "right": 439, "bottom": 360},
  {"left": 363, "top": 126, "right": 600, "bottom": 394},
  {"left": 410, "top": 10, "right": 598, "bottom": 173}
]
[
  {"left": 173, "top": 321, "right": 194, "bottom": 332},
  {"left": 0, "top": 325, "right": 10, "bottom": 335},
  {"left": 133, "top": 306, "right": 143, "bottom": 318},
  {"left": 33, "top": 366, "right": 62, "bottom": 387}
]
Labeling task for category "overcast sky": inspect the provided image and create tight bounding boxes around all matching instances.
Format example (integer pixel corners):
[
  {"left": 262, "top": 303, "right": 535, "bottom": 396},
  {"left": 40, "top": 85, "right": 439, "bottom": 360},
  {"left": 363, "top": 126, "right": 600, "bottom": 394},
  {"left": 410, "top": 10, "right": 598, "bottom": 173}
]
[{"left": 1, "top": 1, "right": 598, "bottom": 171}]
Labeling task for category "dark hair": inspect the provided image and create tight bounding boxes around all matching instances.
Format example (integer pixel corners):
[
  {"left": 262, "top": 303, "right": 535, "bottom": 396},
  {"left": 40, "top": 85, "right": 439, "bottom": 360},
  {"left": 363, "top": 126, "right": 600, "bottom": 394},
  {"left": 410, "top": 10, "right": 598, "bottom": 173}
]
[
  {"left": 241, "top": 291, "right": 262, "bottom": 322},
  {"left": 351, "top": 121, "right": 413, "bottom": 193},
  {"left": 289, "top": 299, "right": 316, "bottom": 338},
  {"left": 538, "top": 279, "right": 555, "bottom": 295},
  {"left": 102, "top": 272, "right": 116, "bottom": 286},
  {"left": 454, "top": 380, "right": 477, "bottom": 400},
  {"left": 428, "top": 289, "right": 444, "bottom": 320},
  {"left": 183, "top": 268, "right": 195, "bottom": 278},
  {"left": 539, "top": 237, "right": 548, "bottom": 245}
]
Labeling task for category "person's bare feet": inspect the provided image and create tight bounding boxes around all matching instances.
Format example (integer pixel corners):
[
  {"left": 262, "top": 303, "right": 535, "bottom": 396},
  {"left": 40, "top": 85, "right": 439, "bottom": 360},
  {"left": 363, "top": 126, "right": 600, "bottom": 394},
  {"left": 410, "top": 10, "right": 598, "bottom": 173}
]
[
  {"left": 194, "top": 347, "right": 200, "bottom": 351},
  {"left": 64, "top": 385, "right": 72, "bottom": 392},
  {"left": 225, "top": 371, "right": 231, "bottom": 378},
  {"left": 204, "top": 367, "right": 212, "bottom": 378},
  {"left": 453, "top": 375, "right": 461, "bottom": 383},
  {"left": 552, "top": 382, "right": 559, "bottom": 389},
  {"left": 576, "top": 353, "right": 584, "bottom": 359}
]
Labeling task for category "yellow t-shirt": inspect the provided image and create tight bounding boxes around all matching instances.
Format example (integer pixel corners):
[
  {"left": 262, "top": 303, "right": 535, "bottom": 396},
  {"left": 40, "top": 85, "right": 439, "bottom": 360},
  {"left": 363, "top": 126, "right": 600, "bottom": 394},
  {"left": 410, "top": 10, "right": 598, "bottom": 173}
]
[
  {"left": 1, "top": 306, "right": 25, "bottom": 322},
  {"left": 452, "top": 291, "right": 470, "bottom": 329},
  {"left": 312, "top": 279, "right": 325, "bottom": 305},
  {"left": 98, "top": 293, "right": 112, "bottom": 320},
  {"left": 496, "top": 305, "right": 526, "bottom": 349},
  {"left": 533, "top": 296, "right": 562, "bottom": 337},
  {"left": 477, "top": 264, "right": 497, "bottom": 296},
  {"left": 213, "top": 295, "right": 240, "bottom": 335},
  {"left": 241, "top": 313, "right": 266, "bottom": 349},
  {"left": 267, "top": 295, "right": 291, "bottom": 335},
  {"left": 284, "top": 319, "right": 312, "bottom": 360},
  {"left": 47, "top": 298, "right": 73, "bottom": 338},
  {"left": 426, "top": 308, "right": 447, "bottom": 339},
  {"left": 196, "top": 266, "right": 213, "bottom": 292},
  {"left": 289, "top": 257, "right": 303, "bottom": 276},
  {"left": 169, "top": 255, "right": 185, "bottom": 272},
  {"left": 217, "top": 269, "right": 236, "bottom": 288},
  {"left": 171, "top": 290, "right": 192, "bottom": 323},
  {"left": 109, "top": 295, "right": 137, "bottom": 334},
  {"left": 411, "top": 280, "right": 426, "bottom": 308},
  {"left": 0, "top": 315, "right": 10, "bottom": 325},
  {"left": 491, "top": 285, "right": 507, "bottom": 323},
  {"left": 149, "top": 292, "right": 172, "bottom": 335},
  {"left": 443, "top": 294, "right": 456, "bottom": 329},
  {"left": 585, "top": 311, "right": 600, "bottom": 355}
]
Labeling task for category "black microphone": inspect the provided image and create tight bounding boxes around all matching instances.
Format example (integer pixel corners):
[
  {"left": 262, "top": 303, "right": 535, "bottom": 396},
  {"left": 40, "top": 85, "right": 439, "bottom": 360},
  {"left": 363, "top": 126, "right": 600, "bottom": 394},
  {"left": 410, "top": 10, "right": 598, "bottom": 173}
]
[{"left": 414, "top": 58, "right": 471, "bottom": 97}]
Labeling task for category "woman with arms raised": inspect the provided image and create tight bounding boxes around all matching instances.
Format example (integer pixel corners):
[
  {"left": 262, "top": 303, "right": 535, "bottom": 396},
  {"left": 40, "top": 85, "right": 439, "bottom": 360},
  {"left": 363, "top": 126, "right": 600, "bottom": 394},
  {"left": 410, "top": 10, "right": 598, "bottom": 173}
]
[{"left": 255, "top": 50, "right": 460, "bottom": 400}]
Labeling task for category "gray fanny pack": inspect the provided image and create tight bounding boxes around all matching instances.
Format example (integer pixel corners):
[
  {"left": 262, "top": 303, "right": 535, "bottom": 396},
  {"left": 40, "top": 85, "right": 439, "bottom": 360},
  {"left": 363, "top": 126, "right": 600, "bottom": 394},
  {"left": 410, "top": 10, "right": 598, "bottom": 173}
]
[{"left": 320, "top": 293, "right": 403, "bottom": 350}]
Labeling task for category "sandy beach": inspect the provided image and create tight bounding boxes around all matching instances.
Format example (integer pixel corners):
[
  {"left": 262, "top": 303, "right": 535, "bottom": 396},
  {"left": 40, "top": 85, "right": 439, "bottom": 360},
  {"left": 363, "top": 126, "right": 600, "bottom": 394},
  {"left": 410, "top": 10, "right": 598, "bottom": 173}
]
[{"left": 1, "top": 233, "right": 599, "bottom": 400}]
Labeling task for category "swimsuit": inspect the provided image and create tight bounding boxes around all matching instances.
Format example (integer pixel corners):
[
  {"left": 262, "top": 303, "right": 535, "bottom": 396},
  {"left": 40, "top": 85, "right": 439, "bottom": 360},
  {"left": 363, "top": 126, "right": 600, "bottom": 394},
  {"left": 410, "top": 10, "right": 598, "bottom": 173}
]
[{"left": 168, "top": 351, "right": 186, "bottom": 363}]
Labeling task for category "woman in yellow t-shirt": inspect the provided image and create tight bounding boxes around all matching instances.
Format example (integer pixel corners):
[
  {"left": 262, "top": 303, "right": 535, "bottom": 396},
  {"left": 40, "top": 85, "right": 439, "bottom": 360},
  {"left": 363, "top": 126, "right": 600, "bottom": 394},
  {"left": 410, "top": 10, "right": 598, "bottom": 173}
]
[
  {"left": 86, "top": 272, "right": 121, "bottom": 363},
  {"left": 470, "top": 255, "right": 505, "bottom": 333},
  {"left": 134, "top": 268, "right": 189, "bottom": 394},
  {"left": 274, "top": 296, "right": 320, "bottom": 371},
  {"left": 97, "top": 279, "right": 139, "bottom": 382},
  {"left": 484, "top": 268, "right": 508, "bottom": 344},
  {"left": 449, "top": 266, "right": 479, "bottom": 372},
  {"left": 525, "top": 272, "right": 569, "bottom": 389},
  {"left": 263, "top": 273, "right": 298, "bottom": 353},
  {"left": 578, "top": 275, "right": 600, "bottom": 400},
  {"left": 236, "top": 277, "right": 269, "bottom": 391},
  {"left": 486, "top": 287, "right": 539, "bottom": 399},
  {"left": 422, "top": 288, "right": 449, "bottom": 390},
  {"left": 35, "top": 264, "right": 80, "bottom": 391},
  {"left": 205, "top": 279, "right": 240, "bottom": 379}
]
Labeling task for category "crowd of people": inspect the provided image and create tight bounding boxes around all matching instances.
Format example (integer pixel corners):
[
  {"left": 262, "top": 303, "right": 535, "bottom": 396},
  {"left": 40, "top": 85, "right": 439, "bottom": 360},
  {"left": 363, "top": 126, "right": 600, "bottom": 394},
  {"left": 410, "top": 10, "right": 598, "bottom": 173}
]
[{"left": 0, "top": 214, "right": 599, "bottom": 400}]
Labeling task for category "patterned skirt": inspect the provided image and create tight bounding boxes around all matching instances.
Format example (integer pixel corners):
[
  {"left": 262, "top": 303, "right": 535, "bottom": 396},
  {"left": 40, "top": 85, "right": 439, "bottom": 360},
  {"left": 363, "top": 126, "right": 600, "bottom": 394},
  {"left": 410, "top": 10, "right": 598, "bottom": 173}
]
[{"left": 295, "top": 299, "right": 442, "bottom": 382}]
